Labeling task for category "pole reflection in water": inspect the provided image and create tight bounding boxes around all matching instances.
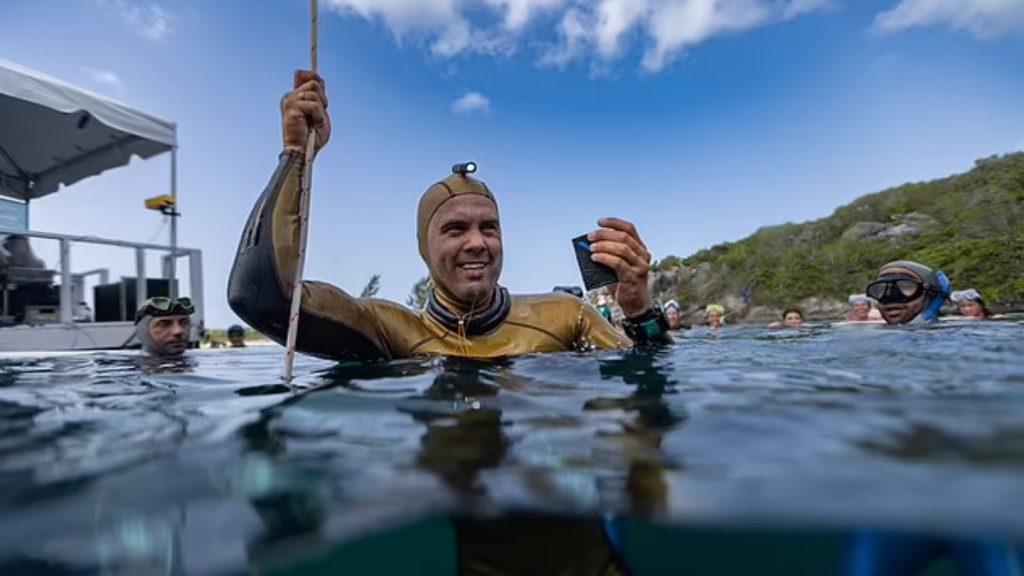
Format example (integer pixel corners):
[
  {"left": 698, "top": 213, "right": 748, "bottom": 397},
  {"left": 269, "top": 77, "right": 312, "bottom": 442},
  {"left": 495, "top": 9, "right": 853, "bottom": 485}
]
[{"left": 239, "top": 353, "right": 689, "bottom": 575}]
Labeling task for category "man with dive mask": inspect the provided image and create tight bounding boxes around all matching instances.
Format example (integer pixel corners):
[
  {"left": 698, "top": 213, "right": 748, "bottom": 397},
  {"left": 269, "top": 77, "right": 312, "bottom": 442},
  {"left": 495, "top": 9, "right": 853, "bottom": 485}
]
[{"left": 866, "top": 261, "right": 951, "bottom": 325}]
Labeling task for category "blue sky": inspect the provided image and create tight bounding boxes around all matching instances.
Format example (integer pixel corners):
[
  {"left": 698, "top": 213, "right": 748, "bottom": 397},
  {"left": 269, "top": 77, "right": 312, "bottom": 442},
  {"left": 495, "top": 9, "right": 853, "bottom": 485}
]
[{"left": 2, "top": 0, "right": 1023, "bottom": 328}]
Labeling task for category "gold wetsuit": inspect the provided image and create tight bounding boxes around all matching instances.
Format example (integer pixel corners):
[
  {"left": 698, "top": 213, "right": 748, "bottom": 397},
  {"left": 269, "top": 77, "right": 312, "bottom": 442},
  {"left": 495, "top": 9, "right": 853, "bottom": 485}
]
[
  {"left": 227, "top": 152, "right": 631, "bottom": 361},
  {"left": 228, "top": 153, "right": 636, "bottom": 576}
]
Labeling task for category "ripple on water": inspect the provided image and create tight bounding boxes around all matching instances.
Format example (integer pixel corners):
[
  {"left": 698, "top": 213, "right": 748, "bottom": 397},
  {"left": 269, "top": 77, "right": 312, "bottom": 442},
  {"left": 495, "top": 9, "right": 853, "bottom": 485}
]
[{"left": 0, "top": 322, "right": 1022, "bottom": 573}]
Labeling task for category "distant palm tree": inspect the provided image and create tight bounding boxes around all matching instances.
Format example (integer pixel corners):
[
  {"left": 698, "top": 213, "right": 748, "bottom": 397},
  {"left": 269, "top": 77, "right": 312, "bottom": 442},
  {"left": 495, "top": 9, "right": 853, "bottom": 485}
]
[
  {"left": 406, "top": 276, "right": 433, "bottom": 309},
  {"left": 360, "top": 274, "right": 381, "bottom": 298}
]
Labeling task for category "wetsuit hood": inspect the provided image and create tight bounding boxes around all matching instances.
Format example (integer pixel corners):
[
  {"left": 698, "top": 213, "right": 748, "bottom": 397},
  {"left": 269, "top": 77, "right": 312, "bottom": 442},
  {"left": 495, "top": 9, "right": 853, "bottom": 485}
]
[
  {"left": 417, "top": 170, "right": 504, "bottom": 321},
  {"left": 417, "top": 172, "right": 499, "bottom": 263}
]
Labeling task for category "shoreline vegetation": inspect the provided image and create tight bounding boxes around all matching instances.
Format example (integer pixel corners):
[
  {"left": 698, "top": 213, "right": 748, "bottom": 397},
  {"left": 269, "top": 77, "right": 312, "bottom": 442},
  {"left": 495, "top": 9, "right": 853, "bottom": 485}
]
[
  {"left": 649, "top": 152, "right": 1024, "bottom": 323},
  {"left": 201, "top": 328, "right": 271, "bottom": 347}
]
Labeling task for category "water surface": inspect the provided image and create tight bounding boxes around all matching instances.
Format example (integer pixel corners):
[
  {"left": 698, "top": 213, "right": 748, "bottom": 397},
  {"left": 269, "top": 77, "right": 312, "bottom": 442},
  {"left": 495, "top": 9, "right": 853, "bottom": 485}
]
[{"left": 1, "top": 318, "right": 1022, "bottom": 574}]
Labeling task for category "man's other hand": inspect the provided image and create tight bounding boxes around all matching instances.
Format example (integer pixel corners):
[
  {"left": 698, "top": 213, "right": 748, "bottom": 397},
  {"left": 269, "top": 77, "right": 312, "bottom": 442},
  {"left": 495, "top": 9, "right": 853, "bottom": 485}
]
[{"left": 587, "top": 217, "right": 653, "bottom": 318}]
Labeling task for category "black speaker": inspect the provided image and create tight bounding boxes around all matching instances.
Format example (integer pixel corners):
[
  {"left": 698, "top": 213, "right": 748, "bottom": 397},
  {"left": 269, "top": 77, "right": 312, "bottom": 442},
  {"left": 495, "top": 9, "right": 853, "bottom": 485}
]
[
  {"left": 93, "top": 278, "right": 179, "bottom": 322},
  {"left": 123, "top": 278, "right": 176, "bottom": 320},
  {"left": 94, "top": 283, "right": 122, "bottom": 322}
]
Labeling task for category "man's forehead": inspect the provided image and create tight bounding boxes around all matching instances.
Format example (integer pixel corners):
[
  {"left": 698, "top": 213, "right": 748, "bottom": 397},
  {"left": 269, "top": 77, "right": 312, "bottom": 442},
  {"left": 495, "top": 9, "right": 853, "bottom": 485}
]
[
  {"left": 432, "top": 195, "right": 498, "bottom": 224},
  {"left": 153, "top": 314, "right": 191, "bottom": 323}
]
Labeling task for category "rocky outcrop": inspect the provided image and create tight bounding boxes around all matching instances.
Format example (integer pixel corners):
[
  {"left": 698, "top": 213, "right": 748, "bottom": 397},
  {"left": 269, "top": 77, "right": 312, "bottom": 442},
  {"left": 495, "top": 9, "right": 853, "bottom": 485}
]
[
  {"left": 841, "top": 221, "right": 887, "bottom": 241},
  {"left": 840, "top": 212, "right": 939, "bottom": 243}
]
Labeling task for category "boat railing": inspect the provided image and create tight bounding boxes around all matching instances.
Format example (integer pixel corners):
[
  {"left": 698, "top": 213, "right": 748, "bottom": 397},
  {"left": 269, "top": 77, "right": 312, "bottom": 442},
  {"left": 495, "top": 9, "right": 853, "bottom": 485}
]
[{"left": 0, "top": 226, "right": 203, "bottom": 328}]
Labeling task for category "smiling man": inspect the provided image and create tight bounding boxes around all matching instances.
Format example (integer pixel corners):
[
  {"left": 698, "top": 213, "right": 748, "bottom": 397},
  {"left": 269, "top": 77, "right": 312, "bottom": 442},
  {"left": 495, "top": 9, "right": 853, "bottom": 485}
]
[
  {"left": 226, "top": 70, "right": 676, "bottom": 576},
  {"left": 866, "top": 260, "right": 951, "bottom": 325},
  {"left": 227, "top": 71, "right": 672, "bottom": 362}
]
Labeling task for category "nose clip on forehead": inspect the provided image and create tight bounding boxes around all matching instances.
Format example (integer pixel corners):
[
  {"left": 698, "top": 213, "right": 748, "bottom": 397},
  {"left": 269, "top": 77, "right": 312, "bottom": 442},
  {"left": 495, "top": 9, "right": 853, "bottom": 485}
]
[{"left": 452, "top": 161, "right": 477, "bottom": 175}]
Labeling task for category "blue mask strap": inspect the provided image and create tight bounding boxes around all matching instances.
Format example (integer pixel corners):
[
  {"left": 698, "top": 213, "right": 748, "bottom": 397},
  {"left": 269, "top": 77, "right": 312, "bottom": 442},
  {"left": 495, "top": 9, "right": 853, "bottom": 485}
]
[{"left": 921, "top": 271, "right": 951, "bottom": 322}]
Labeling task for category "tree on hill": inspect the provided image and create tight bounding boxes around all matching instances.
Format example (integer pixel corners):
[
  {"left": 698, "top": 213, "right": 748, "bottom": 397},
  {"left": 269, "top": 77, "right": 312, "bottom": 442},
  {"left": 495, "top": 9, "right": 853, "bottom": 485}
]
[
  {"left": 359, "top": 274, "right": 381, "bottom": 298},
  {"left": 406, "top": 276, "right": 433, "bottom": 309}
]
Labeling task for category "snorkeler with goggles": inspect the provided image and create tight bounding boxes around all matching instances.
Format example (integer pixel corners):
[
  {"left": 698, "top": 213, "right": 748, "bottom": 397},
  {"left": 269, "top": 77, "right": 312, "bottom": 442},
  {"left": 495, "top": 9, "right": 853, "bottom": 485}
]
[
  {"left": 866, "top": 260, "right": 951, "bottom": 325},
  {"left": 950, "top": 288, "right": 1005, "bottom": 320}
]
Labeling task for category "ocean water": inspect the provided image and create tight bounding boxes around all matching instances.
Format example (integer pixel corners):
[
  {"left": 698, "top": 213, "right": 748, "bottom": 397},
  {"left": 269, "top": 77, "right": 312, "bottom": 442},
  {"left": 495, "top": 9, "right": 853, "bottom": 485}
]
[{"left": 1, "top": 318, "right": 1022, "bottom": 575}]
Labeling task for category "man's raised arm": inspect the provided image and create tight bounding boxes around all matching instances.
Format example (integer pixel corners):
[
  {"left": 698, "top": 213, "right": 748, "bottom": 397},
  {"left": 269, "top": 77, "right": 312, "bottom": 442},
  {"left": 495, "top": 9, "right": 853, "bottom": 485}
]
[{"left": 228, "top": 71, "right": 411, "bottom": 362}]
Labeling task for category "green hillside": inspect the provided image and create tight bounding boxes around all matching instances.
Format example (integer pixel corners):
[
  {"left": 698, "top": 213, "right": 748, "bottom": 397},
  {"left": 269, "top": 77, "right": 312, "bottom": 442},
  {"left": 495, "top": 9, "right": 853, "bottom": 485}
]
[{"left": 654, "top": 153, "right": 1024, "bottom": 311}]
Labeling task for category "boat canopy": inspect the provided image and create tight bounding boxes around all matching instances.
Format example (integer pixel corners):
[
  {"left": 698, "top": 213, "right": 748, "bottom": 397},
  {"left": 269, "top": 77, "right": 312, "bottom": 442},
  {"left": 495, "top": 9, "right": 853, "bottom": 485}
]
[{"left": 0, "top": 58, "right": 176, "bottom": 202}]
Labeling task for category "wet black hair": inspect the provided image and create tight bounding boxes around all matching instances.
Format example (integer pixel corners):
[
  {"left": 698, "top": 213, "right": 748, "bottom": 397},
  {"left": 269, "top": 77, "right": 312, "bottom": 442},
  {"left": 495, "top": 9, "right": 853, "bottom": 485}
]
[
  {"left": 782, "top": 308, "right": 804, "bottom": 319},
  {"left": 962, "top": 297, "right": 991, "bottom": 318},
  {"left": 227, "top": 324, "right": 245, "bottom": 336},
  {"left": 2, "top": 234, "right": 26, "bottom": 248}
]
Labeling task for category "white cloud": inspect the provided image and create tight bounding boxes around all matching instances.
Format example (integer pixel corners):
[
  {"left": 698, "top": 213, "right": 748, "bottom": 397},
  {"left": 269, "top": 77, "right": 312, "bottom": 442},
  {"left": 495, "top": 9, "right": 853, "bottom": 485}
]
[
  {"left": 641, "top": 0, "right": 834, "bottom": 71},
  {"left": 324, "top": 0, "right": 459, "bottom": 35},
  {"left": 538, "top": 7, "right": 592, "bottom": 68},
  {"left": 872, "top": 0, "right": 1024, "bottom": 39},
  {"left": 324, "top": 0, "right": 831, "bottom": 73},
  {"left": 643, "top": 1, "right": 771, "bottom": 72},
  {"left": 452, "top": 92, "right": 492, "bottom": 114},
  {"left": 82, "top": 67, "right": 124, "bottom": 94},
  {"left": 97, "top": 0, "right": 173, "bottom": 41},
  {"left": 784, "top": 0, "right": 835, "bottom": 20},
  {"left": 484, "top": 0, "right": 570, "bottom": 30},
  {"left": 594, "top": 0, "right": 647, "bottom": 59}
]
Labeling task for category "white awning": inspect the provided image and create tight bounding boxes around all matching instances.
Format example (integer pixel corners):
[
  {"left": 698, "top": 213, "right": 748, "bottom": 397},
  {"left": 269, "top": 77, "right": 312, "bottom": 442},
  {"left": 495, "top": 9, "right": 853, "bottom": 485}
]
[{"left": 0, "top": 58, "right": 177, "bottom": 201}]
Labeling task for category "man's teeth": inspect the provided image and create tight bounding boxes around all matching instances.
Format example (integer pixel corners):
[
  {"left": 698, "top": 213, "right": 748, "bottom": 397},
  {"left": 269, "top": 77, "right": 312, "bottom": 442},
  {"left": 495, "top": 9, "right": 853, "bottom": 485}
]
[{"left": 460, "top": 263, "right": 486, "bottom": 270}]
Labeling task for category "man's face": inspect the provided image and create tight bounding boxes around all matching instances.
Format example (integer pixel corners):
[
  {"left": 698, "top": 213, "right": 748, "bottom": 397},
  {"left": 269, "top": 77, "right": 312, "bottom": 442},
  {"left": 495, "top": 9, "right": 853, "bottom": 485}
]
[
  {"left": 874, "top": 267, "right": 926, "bottom": 325},
  {"left": 148, "top": 315, "right": 191, "bottom": 355},
  {"left": 783, "top": 312, "right": 803, "bottom": 327},
  {"left": 665, "top": 307, "right": 681, "bottom": 329},
  {"left": 426, "top": 195, "right": 503, "bottom": 305},
  {"left": 851, "top": 301, "right": 871, "bottom": 321}
]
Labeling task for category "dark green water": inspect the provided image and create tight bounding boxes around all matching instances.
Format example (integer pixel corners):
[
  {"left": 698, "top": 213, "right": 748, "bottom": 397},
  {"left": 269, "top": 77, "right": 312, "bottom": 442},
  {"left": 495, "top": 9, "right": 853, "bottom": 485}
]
[{"left": 1, "top": 319, "right": 1023, "bottom": 575}]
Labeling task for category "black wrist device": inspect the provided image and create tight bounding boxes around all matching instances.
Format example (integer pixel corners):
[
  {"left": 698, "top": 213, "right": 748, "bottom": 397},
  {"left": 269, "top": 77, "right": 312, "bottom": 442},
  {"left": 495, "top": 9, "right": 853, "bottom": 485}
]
[{"left": 621, "top": 305, "right": 672, "bottom": 346}]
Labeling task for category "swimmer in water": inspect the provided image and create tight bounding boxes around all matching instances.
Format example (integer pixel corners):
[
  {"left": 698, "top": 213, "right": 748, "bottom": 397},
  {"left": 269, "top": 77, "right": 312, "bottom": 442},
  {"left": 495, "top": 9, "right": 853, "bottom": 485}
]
[
  {"left": 950, "top": 289, "right": 1004, "bottom": 320},
  {"left": 769, "top": 308, "right": 804, "bottom": 329},
  {"left": 865, "top": 260, "right": 950, "bottom": 325},
  {"left": 846, "top": 294, "right": 883, "bottom": 322},
  {"left": 662, "top": 299, "right": 686, "bottom": 331},
  {"left": 705, "top": 304, "right": 725, "bottom": 329},
  {"left": 227, "top": 324, "right": 247, "bottom": 347},
  {"left": 227, "top": 69, "right": 681, "bottom": 575},
  {"left": 229, "top": 69, "right": 675, "bottom": 358},
  {"left": 133, "top": 297, "right": 194, "bottom": 357}
]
